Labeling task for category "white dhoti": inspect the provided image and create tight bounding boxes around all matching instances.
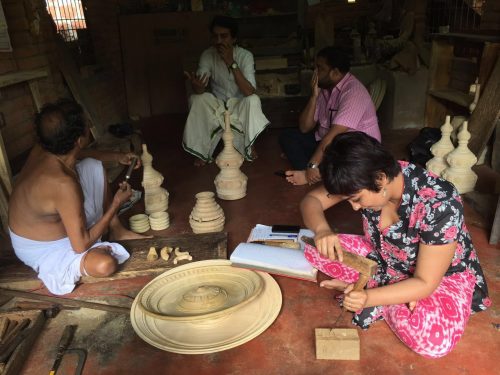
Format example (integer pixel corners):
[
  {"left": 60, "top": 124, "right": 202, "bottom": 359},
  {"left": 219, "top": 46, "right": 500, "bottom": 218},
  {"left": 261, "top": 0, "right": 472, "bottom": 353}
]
[
  {"left": 9, "top": 158, "right": 130, "bottom": 295},
  {"left": 182, "top": 92, "right": 270, "bottom": 161}
]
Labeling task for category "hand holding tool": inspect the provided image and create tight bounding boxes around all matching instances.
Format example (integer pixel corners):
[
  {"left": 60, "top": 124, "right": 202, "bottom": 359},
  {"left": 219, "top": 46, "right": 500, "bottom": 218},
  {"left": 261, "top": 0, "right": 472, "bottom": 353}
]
[
  {"left": 303, "top": 235, "right": 378, "bottom": 361},
  {"left": 301, "top": 236, "right": 377, "bottom": 292}
]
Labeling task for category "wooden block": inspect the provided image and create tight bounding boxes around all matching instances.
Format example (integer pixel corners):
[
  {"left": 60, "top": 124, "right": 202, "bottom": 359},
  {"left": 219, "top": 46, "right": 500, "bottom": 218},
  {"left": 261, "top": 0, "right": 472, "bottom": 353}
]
[{"left": 315, "top": 328, "right": 360, "bottom": 360}]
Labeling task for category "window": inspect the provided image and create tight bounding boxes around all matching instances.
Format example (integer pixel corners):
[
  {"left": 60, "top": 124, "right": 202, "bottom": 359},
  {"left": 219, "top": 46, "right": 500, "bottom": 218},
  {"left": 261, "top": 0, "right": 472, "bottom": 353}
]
[
  {"left": 45, "top": 0, "right": 95, "bottom": 65},
  {"left": 46, "top": 0, "right": 87, "bottom": 41}
]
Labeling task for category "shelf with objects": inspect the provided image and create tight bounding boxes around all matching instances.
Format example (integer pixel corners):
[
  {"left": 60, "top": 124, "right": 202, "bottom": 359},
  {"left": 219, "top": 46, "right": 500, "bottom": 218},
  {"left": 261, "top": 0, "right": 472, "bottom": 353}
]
[
  {"left": 237, "top": 12, "right": 304, "bottom": 99},
  {"left": 424, "top": 33, "right": 500, "bottom": 128},
  {"left": 234, "top": 10, "right": 309, "bottom": 128}
]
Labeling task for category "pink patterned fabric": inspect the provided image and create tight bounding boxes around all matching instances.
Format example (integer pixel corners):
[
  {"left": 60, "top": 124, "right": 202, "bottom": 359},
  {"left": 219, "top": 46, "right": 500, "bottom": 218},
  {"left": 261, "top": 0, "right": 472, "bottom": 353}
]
[{"left": 304, "top": 234, "right": 477, "bottom": 358}]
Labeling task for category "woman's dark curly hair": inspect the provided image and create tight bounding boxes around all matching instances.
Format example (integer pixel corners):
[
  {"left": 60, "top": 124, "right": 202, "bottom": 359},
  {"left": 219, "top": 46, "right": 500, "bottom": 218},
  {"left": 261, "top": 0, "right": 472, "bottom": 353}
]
[
  {"left": 35, "top": 99, "right": 86, "bottom": 155},
  {"left": 320, "top": 132, "right": 400, "bottom": 196}
]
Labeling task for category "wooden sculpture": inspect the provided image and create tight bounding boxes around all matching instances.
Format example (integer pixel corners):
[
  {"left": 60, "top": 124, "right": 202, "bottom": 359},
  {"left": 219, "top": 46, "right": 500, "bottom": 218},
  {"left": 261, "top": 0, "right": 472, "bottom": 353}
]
[
  {"left": 129, "top": 214, "right": 150, "bottom": 233},
  {"left": 426, "top": 115, "right": 454, "bottom": 176},
  {"left": 130, "top": 260, "right": 282, "bottom": 354},
  {"left": 442, "top": 121, "right": 478, "bottom": 194},
  {"left": 189, "top": 191, "right": 225, "bottom": 234},
  {"left": 147, "top": 247, "right": 158, "bottom": 261},
  {"left": 214, "top": 111, "right": 248, "bottom": 200},
  {"left": 141, "top": 144, "right": 169, "bottom": 214},
  {"left": 160, "top": 247, "right": 172, "bottom": 261},
  {"left": 173, "top": 248, "right": 193, "bottom": 265},
  {"left": 149, "top": 211, "right": 170, "bottom": 231}
]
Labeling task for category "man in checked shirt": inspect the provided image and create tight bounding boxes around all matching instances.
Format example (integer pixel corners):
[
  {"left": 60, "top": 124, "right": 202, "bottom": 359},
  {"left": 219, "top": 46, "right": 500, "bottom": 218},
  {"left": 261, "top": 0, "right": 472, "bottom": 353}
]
[{"left": 279, "top": 47, "right": 381, "bottom": 186}]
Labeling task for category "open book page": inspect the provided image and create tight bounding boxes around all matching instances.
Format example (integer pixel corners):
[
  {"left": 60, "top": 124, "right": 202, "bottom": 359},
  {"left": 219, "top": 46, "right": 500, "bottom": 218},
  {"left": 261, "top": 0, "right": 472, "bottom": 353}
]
[
  {"left": 248, "top": 224, "right": 296, "bottom": 242},
  {"left": 248, "top": 224, "right": 314, "bottom": 242},
  {"left": 230, "top": 228, "right": 317, "bottom": 282}
]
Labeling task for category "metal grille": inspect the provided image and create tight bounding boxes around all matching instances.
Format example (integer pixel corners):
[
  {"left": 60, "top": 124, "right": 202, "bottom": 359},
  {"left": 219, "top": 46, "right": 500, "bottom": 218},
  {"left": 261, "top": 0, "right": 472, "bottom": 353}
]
[
  {"left": 46, "top": 0, "right": 87, "bottom": 41},
  {"left": 427, "top": 0, "right": 487, "bottom": 34}
]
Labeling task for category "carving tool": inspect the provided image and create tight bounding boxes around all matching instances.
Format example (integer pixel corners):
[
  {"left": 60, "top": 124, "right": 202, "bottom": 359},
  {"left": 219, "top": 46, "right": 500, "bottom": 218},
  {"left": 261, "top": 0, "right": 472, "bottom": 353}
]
[
  {"left": 49, "top": 325, "right": 87, "bottom": 375},
  {"left": 125, "top": 156, "right": 138, "bottom": 182},
  {"left": 302, "top": 236, "right": 378, "bottom": 360}
]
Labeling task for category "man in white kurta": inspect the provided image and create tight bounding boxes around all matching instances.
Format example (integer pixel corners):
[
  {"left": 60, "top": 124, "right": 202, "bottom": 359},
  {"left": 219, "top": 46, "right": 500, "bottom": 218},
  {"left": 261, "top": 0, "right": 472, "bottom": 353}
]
[{"left": 182, "top": 16, "right": 269, "bottom": 164}]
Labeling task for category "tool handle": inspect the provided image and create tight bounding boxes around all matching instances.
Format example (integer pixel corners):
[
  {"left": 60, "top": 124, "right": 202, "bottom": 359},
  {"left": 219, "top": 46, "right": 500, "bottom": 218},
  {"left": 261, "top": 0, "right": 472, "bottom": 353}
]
[
  {"left": 50, "top": 325, "right": 77, "bottom": 374},
  {"left": 301, "top": 236, "right": 377, "bottom": 282},
  {"left": 125, "top": 156, "right": 138, "bottom": 180},
  {"left": 57, "top": 325, "right": 76, "bottom": 351}
]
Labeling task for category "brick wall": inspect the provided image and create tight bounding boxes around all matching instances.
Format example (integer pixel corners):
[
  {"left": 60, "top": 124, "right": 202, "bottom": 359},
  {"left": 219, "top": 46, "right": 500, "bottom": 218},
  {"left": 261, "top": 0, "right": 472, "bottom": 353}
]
[
  {"left": 0, "top": 0, "right": 68, "bottom": 162},
  {"left": 0, "top": 0, "right": 128, "bottom": 166}
]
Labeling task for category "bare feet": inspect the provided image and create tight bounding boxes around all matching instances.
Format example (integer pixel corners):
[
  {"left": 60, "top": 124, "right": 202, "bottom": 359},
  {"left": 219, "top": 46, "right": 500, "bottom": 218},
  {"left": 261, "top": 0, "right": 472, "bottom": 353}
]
[
  {"left": 319, "top": 279, "right": 348, "bottom": 291},
  {"left": 109, "top": 224, "right": 152, "bottom": 241},
  {"left": 194, "top": 159, "right": 206, "bottom": 167},
  {"left": 285, "top": 170, "right": 308, "bottom": 186}
]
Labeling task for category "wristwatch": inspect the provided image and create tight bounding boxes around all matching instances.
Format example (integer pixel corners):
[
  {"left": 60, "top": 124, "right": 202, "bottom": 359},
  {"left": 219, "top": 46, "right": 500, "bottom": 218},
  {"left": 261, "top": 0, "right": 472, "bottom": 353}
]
[
  {"left": 229, "top": 62, "right": 239, "bottom": 70},
  {"left": 307, "top": 162, "right": 319, "bottom": 169}
]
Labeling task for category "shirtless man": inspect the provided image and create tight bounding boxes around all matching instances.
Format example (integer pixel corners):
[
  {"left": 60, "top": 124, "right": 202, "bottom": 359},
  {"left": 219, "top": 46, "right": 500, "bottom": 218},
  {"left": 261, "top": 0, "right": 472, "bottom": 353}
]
[{"left": 8, "top": 99, "right": 144, "bottom": 295}]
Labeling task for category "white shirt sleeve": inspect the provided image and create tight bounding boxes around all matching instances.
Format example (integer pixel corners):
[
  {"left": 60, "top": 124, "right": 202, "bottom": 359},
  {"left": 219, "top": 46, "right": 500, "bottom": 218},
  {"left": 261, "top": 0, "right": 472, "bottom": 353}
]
[{"left": 238, "top": 49, "right": 256, "bottom": 89}]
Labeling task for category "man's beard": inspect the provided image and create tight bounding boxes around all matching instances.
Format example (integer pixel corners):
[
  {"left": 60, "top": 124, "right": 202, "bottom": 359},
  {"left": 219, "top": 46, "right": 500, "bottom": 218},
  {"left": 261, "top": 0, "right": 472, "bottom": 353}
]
[{"left": 318, "top": 78, "right": 333, "bottom": 89}]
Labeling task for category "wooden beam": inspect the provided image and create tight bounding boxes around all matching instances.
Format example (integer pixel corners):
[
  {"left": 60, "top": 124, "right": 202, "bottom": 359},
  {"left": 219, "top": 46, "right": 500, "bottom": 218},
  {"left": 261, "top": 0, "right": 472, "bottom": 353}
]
[
  {"left": 468, "top": 55, "right": 500, "bottom": 156},
  {"left": 0, "top": 232, "right": 228, "bottom": 288},
  {"left": 424, "top": 40, "right": 454, "bottom": 127},
  {"left": 0, "top": 288, "right": 130, "bottom": 314},
  {"left": 0, "top": 69, "right": 48, "bottom": 89}
]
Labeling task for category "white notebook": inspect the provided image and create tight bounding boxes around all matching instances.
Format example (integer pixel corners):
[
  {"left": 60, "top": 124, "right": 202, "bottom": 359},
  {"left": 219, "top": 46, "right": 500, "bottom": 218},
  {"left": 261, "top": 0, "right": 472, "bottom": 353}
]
[{"left": 230, "top": 229, "right": 317, "bottom": 282}]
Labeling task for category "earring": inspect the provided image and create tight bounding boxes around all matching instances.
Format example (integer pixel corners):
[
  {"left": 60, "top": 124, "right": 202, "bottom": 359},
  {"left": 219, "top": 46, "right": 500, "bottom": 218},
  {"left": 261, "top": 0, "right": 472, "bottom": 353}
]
[{"left": 382, "top": 188, "right": 387, "bottom": 197}]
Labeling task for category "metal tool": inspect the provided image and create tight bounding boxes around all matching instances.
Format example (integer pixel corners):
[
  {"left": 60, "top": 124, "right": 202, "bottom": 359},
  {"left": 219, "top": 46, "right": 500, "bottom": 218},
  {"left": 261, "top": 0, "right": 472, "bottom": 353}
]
[
  {"left": 49, "top": 325, "right": 87, "bottom": 375},
  {"left": 125, "top": 156, "right": 138, "bottom": 182}
]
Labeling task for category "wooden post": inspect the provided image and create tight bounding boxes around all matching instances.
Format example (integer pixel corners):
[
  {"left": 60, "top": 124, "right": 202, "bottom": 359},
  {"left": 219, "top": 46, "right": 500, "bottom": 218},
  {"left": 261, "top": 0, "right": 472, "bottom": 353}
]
[
  {"left": 468, "top": 55, "right": 500, "bottom": 156},
  {"left": 424, "top": 40, "right": 454, "bottom": 127}
]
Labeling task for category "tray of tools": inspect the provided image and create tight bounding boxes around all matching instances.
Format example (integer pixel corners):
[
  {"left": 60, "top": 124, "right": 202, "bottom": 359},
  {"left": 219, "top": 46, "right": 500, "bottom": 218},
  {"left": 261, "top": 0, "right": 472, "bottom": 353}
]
[{"left": 0, "top": 309, "right": 45, "bottom": 375}]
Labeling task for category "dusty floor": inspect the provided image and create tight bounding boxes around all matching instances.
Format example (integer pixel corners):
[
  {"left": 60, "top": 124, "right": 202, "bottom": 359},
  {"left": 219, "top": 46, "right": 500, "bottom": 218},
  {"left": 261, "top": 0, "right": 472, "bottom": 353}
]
[{"left": 6, "top": 114, "right": 500, "bottom": 374}]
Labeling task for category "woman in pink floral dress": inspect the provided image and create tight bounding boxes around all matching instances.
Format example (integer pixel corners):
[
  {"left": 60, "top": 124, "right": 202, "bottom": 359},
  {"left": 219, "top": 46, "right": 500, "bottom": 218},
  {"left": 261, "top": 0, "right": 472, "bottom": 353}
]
[{"left": 300, "top": 132, "right": 490, "bottom": 358}]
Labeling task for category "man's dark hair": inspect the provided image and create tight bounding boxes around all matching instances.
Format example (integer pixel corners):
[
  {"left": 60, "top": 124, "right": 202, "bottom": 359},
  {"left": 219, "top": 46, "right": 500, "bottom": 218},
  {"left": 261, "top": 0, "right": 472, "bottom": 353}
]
[
  {"left": 320, "top": 132, "right": 400, "bottom": 196},
  {"left": 35, "top": 99, "right": 86, "bottom": 155},
  {"left": 317, "top": 47, "right": 350, "bottom": 73},
  {"left": 210, "top": 15, "right": 238, "bottom": 37}
]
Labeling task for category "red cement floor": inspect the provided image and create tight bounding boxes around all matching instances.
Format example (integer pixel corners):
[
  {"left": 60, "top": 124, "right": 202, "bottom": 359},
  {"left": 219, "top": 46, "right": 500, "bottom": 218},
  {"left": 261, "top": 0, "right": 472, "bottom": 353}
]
[{"left": 17, "top": 115, "right": 500, "bottom": 375}]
